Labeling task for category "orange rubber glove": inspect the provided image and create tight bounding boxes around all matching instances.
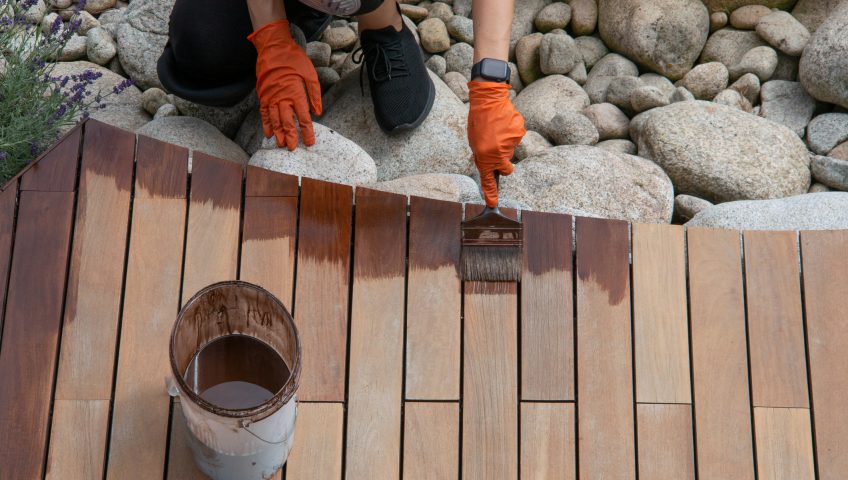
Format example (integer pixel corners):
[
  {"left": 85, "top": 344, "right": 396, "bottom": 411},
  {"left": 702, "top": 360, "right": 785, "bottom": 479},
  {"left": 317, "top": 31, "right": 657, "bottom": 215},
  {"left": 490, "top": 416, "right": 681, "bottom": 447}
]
[
  {"left": 467, "top": 81, "right": 526, "bottom": 208},
  {"left": 247, "top": 19, "right": 322, "bottom": 151}
]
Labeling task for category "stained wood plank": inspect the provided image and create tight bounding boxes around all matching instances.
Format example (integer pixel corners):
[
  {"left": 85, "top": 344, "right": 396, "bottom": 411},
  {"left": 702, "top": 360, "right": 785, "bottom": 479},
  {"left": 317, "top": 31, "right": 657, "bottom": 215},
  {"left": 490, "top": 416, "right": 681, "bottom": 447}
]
[
  {"left": 20, "top": 123, "right": 81, "bottom": 192},
  {"left": 0, "top": 181, "right": 18, "bottom": 344},
  {"left": 45, "top": 400, "right": 109, "bottom": 480},
  {"left": 293, "top": 178, "right": 352, "bottom": 401},
  {"left": 245, "top": 165, "right": 298, "bottom": 197},
  {"left": 345, "top": 188, "right": 407, "bottom": 480},
  {"left": 632, "top": 223, "right": 690, "bottom": 403},
  {"left": 179, "top": 151, "right": 242, "bottom": 303},
  {"left": 241, "top": 191, "right": 297, "bottom": 309},
  {"left": 106, "top": 136, "right": 188, "bottom": 480},
  {"left": 575, "top": 216, "right": 635, "bottom": 479},
  {"left": 520, "top": 402, "right": 576, "bottom": 480},
  {"left": 636, "top": 403, "right": 695, "bottom": 480},
  {"left": 800, "top": 229, "right": 848, "bottom": 480},
  {"left": 403, "top": 402, "right": 459, "bottom": 480},
  {"left": 744, "top": 230, "right": 808, "bottom": 408},
  {"left": 0, "top": 190, "right": 75, "bottom": 478},
  {"left": 284, "top": 403, "right": 344, "bottom": 480},
  {"left": 405, "top": 196, "right": 461, "bottom": 400},
  {"left": 521, "top": 211, "right": 573, "bottom": 401},
  {"left": 687, "top": 227, "right": 754, "bottom": 480},
  {"left": 754, "top": 407, "right": 815, "bottom": 480}
]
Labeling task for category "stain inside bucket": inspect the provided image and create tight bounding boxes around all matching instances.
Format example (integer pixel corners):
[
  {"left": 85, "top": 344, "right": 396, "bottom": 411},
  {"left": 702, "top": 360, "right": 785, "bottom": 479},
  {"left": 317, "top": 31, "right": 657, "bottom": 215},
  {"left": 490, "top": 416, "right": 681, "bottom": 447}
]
[{"left": 183, "top": 334, "right": 290, "bottom": 410}]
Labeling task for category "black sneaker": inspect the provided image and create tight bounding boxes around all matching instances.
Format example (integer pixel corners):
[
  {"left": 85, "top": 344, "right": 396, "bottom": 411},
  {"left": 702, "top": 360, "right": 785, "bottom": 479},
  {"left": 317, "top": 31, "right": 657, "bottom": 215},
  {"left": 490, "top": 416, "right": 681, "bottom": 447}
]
[
  {"left": 352, "top": 12, "right": 436, "bottom": 133},
  {"left": 284, "top": 0, "right": 333, "bottom": 43}
]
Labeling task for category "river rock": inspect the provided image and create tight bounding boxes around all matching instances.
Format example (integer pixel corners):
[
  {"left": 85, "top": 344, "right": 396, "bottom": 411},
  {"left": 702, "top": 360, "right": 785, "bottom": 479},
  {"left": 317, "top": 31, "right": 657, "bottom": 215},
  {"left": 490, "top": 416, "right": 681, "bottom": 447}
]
[
  {"left": 515, "top": 130, "right": 552, "bottom": 161},
  {"left": 86, "top": 27, "right": 117, "bottom": 66},
  {"left": 791, "top": 0, "right": 845, "bottom": 34},
  {"left": 444, "top": 71, "right": 469, "bottom": 102},
  {"left": 701, "top": 0, "right": 799, "bottom": 13},
  {"left": 546, "top": 112, "right": 600, "bottom": 146},
  {"left": 535, "top": 2, "right": 572, "bottom": 32},
  {"left": 153, "top": 103, "right": 179, "bottom": 119},
  {"left": 514, "top": 75, "right": 591, "bottom": 133},
  {"left": 671, "top": 86, "right": 696, "bottom": 102},
  {"left": 631, "top": 86, "right": 671, "bottom": 112},
  {"left": 729, "top": 5, "right": 771, "bottom": 29},
  {"left": 142, "top": 87, "right": 169, "bottom": 115},
  {"left": 322, "top": 26, "right": 357, "bottom": 50},
  {"left": 759, "top": 80, "right": 815, "bottom": 136},
  {"left": 570, "top": 0, "right": 598, "bottom": 35},
  {"left": 756, "top": 11, "right": 811, "bottom": 56},
  {"left": 640, "top": 73, "right": 676, "bottom": 99},
  {"left": 811, "top": 155, "right": 848, "bottom": 191},
  {"left": 604, "top": 76, "right": 644, "bottom": 114},
  {"left": 674, "top": 194, "right": 713, "bottom": 221},
  {"left": 510, "top": 0, "right": 549, "bottom": 58},
  {"left": 419, "top": 17, "right": 450, "bottom": 53},
  {"left": 637, "top": 101, "right": 811, "bottom": 202},
  {"left": 426, "top": 2, "right": 454, "bottom": 22},
  {"left": 598, "top": 0, "right": 709, "bottom": 80},
  {"left": 425, "top": 54, "right": 447, "bottom": 78},
  {"left": 499, "top": 145, "right": 675, "bottom": 223},
  {"left": 596, "top": 139, "right": 637, "bottom": 155},
  {"left": 170, "top": 91, "right": 257, "bottom": 138},
  {"left": 686, "top": 192, "right": 848, "bottom": 230},
  {"left": 710, "top": 11, "right": 728, "bottom": 31},
  {"left": 116, "top": 0, "right": 174, "bottom": 90},
  {"left": 713, "top": 88, "right": 752, "bottom": 111},
  {"left": 575, "top": 36, "right": 609, "bottom": 69},
  {"left": 318, "top": 70, "right": 473, "bottom": 181},
  {"left": 806, "top": 113, "right": 848, "bottom": 155},
  {"left": 540, "top": 31, "right": 579, "bottom": 75},
  {"left": 446, "top": 15, "right": 474, "bottom": 44},
  {"left": 700, "top": 28, "right": 767, "bottom": 68},
  {"left": 568, "top": 61, "right": 588, "bottom": 85},
  {"left": 583, "top": 103, "right": 630, "bottom": 139},
  {"left": 682, "top": 62, "right": 729, "bottom": 99},
  {"left": 799, "top": 4, "right": 848, "bottom": 109},
  {"left": 138, "top": 116, "right": 249, "bottom": 167},
  {"left": 729, "top": 72, "right": 761, "bottom": 104},
  {"left": 445, "top": 41, "right": 474, "bottom": 80},
  {"left": 830, "top": 141, "right": 848, "bottom": 161},
  {"left": 515, "top": 33, "right": 543, "bottom": 85},
  {"left": 730, "top": 45, "right": 778, "bottom": 81},
  {"left": 809, "top": 182, "right": 831, "bottom": 193},
  {"left": 368, "top": 173, "right": 482, "bottom": 203}
]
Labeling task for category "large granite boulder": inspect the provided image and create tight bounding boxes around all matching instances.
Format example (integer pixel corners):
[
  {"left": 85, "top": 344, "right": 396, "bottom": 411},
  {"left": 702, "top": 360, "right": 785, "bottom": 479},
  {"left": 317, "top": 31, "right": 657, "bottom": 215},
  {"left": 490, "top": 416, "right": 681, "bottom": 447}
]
[
  {"left": 700, "top": 0, "right": 799, "bottom": 14},
  {"left": 367, "top": 173, "right": 483, "bottom": 203},
  {"left": 137, "top": 116, "right": 249, "bottom": 168},
  {"left": 686, "top": 192, "right": 848, "bottom": 230},
  {"left": 116, "top": 0, "right": 174, "bottom": 90},
  {"left": 513, "top": 75, "right": 590, "bottom": 134},
  {"left": 799, "top": 3, "right": 848, "bottom": 109},
  {"left": 791, "top": 0, "right": 846, "bottom": 34}
]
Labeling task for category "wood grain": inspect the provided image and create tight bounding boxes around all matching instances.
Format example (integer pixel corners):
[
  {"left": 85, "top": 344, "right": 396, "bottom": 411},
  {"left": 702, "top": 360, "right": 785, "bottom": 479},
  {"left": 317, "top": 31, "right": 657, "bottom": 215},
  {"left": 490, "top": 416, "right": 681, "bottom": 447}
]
[
  {"left": 754, "top": 407, "right": 815, "bottom": 480},
  {"left": 636, "top": 403, "right": 695, "bottom": 480},
  {"left": 292, "top": 178, "right": 352, "bottom": 401},
  {"left": 0, "top": 190, "right": 75, "bottom": 478},
  {"left": 800, "top": 229, "right": 848, "bottom": 480},
  {"left": 744, "top": 230, "right": 808, "bottom": 408},
  {"left": 45, "top": 400, "right": 109, "bottom": 480},
  {"left": 687, "top": 227, "right": 754, "bottom": 480},
  {"left": 20, "top": 122, "right": 81, "bottom": 192},
  {"left": 575, "top": 216, "right": 635, "bottom": 480},
  {"left": 406, "top": 195, "right": 462, "bottom": 400},
  {"left": 245, "top": 165, "right": 298, "bottom": 197},
  {"left": 521, "top": 211, "right": 573, "bottom": 401},
  {"left": 462, "top": 281, "right": 518, "bottom": 480},
  {"left": 403, "top": 402, "right": 459, "bottom": 480},
  {"left": 345, "top": 188, "right": 407, "bottom": 480},
  {"left": 106, "top": 136, "right": 188, "bottom": 480},
  {"left": 632, "top": 223, "right": 691, "bottom": 403},
  {"left": 520, "top": 402, "right": 575, "bottom": 480},
  {"left": 285, "top": 402, "right": 344, "bottom": 480},
  {"left": 0, "top": 181, "right": 18, "bottom": 345}
]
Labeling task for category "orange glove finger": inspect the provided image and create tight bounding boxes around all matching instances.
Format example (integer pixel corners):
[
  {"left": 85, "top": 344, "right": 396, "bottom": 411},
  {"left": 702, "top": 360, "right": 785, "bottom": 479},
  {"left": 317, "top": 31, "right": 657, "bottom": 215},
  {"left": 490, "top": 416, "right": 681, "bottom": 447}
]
[
  {"left": 303, "top": 72, "right": 323, "bottom": 116},
  {"left": 479, "top": 165, "right": 500, "bottom": 208},
  {"left": 260, "top": 104, "right": 273, "bottom": 139},
  {"left": 497, "top": 158, "right": 514, "bottom": 176},
  {"left": 294, "top": 98, "right": 316, "bottom": 146},
  {"left": 279, "top": 103, "right": 299, "bottom": 151},
  {"left": 268, "top": 104, "right": 286, "bottom": 148}
]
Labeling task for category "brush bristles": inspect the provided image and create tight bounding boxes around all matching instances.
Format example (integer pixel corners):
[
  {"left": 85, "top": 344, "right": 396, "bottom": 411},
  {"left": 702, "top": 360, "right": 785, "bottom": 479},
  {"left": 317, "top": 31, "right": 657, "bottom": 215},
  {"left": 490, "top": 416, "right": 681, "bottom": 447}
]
[{"left": 460, "top": 246, "right": 522, "bottom": 282}]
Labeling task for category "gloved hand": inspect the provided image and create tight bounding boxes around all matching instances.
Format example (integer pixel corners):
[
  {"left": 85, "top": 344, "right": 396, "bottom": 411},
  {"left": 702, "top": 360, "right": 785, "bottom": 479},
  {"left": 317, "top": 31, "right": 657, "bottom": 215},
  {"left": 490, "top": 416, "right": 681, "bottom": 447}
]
[
  {"left": 467, "top": 81, "right": 526, "bottom": 208},
  {"left": 247, "top": 19, "right": 322, "bottom": 151}
]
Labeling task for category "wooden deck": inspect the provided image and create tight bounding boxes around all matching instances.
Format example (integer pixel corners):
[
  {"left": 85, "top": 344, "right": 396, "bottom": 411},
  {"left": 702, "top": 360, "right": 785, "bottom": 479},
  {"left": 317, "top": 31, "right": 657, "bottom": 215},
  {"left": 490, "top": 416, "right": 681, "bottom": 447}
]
[{"left": 0, "top": 118, "right": 846, "bottom": 479}]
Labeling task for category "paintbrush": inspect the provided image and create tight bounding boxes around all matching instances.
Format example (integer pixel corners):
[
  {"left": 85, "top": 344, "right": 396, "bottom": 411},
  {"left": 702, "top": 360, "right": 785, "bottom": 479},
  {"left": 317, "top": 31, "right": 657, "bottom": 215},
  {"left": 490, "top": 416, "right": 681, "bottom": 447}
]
[{"left": 460, "top": 174, "right": 523, "bottom": 282}]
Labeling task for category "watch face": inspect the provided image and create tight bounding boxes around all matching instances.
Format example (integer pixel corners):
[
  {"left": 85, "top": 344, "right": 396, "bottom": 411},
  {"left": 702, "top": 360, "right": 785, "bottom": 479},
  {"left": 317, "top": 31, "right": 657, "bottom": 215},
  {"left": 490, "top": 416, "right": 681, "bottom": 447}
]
[{"left": 481, "top": 59, "right": 510, "bottom": 82}]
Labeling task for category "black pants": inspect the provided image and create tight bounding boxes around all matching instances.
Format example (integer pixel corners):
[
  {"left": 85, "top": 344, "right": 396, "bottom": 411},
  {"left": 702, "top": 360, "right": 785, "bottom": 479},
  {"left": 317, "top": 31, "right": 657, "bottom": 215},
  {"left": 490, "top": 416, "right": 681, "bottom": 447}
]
[{"left": 157, "top": 0, "right": 383, "bottom": 107}]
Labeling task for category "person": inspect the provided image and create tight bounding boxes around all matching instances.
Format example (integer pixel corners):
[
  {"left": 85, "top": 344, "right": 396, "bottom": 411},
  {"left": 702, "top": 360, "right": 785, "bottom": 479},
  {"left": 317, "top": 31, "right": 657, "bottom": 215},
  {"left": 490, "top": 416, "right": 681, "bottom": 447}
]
[{"left": 156, "top": 0, "right": 524, "bottom": 208}]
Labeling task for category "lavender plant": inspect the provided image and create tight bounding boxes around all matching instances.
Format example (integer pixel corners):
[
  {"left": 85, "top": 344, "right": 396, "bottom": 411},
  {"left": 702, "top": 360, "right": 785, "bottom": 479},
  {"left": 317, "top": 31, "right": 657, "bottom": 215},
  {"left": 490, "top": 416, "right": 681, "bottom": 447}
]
[{"left": 0, "top": 0, "right": 133, "bottom": 181}]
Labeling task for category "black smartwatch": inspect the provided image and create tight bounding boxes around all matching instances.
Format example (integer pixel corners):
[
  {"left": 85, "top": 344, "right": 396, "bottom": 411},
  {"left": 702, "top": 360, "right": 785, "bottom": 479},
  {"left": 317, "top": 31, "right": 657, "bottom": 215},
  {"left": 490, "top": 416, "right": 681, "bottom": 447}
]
[{"left": 471, "top": 58, "right": 511, "bottom": 84}]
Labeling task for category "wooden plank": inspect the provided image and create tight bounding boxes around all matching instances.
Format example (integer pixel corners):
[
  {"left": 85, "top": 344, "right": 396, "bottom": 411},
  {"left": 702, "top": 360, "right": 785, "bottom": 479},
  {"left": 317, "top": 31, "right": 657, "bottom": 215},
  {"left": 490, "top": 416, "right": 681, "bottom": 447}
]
[
  {"left": 636, "top": 403, "right": 695, "bottom": 480},
  {"left": 292, "top": 178, "right": 352, "bottom": 401},
  {"left": 179, "top": 151, "right": 242, "bottom": 303},
  {"left": 754, "top": 407, "right": 815, "bottom": 480},
  {"left": 45, "top": 400, "right": 109, "bottom": 480},
  {"left": 106, "top": 136, "right": 188, "bottom": 480},
  {"left": 632, "top": 223, "right": 691, "bottom": 403},
  {"left": 0, "top": 181, "right": 18, "bottom": 344},
  {"left": 241, "top": 192, "right": 297, "bottom": 309},
  {"left": 520, "top": 402, "right": 576, "bottom": 480},
  {"left": 403, "top": 402, "right": 459, "bottom": 480},
  {"left": 575, "top": 216, "right": 635, "bottom": 479},
  {"left": 0, "top": 190, "right": 75, "bottom": 478},
  {"left": 405, "top": 195, "right": 461, "bottom": 400},
  {"left": 245, "top": 165, "right": 298, "bottom": 197},
  {"left": 285, "top": 403, "right": 344, "bottom": 480},
  {"left": 521, "top": 211, "right": 573, "bottom": 401},
  {"left": 345, "top": 188, "right": 407, "bottom": 480},
  {"left": 687, "top": 227, "right": 754, "bottom": 480},
  {"left": 744, "top": 230, "right": 808, "bottom": 408},
  {"left": 800, "top": 229, "right": 848, "bottom": 480},
  {"left": 20, "top": 123, "right": 81, "bottom": 192}
]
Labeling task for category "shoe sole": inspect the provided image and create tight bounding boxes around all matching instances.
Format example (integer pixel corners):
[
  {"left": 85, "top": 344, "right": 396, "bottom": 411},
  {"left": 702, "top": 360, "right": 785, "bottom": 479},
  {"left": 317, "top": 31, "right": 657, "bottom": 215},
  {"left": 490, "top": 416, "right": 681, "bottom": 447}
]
[
  {"left": 376, "top": 73, "right": 437, "bottom": 134},
  {"left": 300, "top": 0, "right": 361, "bottom": 16}
]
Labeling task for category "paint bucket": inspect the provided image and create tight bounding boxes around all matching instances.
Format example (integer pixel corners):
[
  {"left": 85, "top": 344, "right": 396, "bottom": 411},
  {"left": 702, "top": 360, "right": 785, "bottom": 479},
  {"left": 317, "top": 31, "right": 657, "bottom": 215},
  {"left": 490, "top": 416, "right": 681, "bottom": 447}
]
[{"left": 169, "top": 281, "right": 301, "bottom": 480}]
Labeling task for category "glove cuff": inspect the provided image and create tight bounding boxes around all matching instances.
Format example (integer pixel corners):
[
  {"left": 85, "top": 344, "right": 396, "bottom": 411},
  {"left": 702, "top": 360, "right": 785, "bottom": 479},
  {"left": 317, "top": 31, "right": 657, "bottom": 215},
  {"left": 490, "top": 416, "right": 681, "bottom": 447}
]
[{"left": 247, "top": 18, "right": 293, "bottom": 48}]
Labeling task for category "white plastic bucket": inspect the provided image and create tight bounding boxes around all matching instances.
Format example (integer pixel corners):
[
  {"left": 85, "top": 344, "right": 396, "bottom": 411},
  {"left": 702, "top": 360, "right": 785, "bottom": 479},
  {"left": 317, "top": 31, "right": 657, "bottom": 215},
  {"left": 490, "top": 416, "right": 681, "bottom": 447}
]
[{"left": 169, "top": 281, "right": 302, "bottom": 480}]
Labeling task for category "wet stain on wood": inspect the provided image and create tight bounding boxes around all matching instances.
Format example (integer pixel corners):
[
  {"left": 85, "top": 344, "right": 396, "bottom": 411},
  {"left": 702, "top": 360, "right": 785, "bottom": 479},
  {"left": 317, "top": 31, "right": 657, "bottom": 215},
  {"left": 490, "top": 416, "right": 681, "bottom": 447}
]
[
  {"left": 246, "top": 166, "right": 298, "bottom": 197},
  {"left": 21, "top": 124, "right": 81, "bottom": 192},
  {"left": 190, "top": 152, "right": 243, "bottom": 210},
  {"left": 353, "top": 188, "right": 407, "bottom": 280},
  {"left": 576, "top": 216, "right": 629, "bottom": 306},
  {"left": 409, "top": 196, "right": 461, "bottom": 273},
  {"left": 135, "top": 135, "right": 188, "bottom": 199}
]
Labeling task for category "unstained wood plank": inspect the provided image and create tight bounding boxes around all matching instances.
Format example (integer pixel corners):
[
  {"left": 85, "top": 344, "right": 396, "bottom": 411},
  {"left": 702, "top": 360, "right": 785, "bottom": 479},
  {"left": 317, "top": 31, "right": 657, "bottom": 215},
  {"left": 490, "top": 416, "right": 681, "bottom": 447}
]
[
  {"left": 106, "top": 136, "right": 188, "bottom": 480},
  {"left": 636, "top": 403, "right": 695, "bottom": 480},
  {"left": 800, "top": 229, "right": 848, "bottom": 480},
  {"left": 48, "top": 121, "right": 135, "bottom": 478},
  {"left": 292, "top": 178, "right": 352, "bottom": 401},
  {"left": 406, "top": 195, "right": 461, "bottom": 400},
  {"left": 403, "top": 402, "right": 459, "bottom": 480},
  {"left": 632, "top": 223, "right": 691, "bottom": 403},
  {"left": 687, "top": 227, "right": 754, "bottom": 480},
  {"left": 284, "top": 403, "right": 344, "bottom": 480},
  {"left": 575, "top": 216, "right": 635, "bottom": 480},
  {"left": 345, "top": 188, "right": 407, "bottom": 480},
  {"left": 20, "top": 122, "right": 81, "bottom": 192},
  {"left": 0, "top": 181, "right": 18, "bottom": 345},
  {"left": 520, "top": 402, "right": 575, "bottom": 480},
  {"left": 521, "top": 210, "right": 573, "bottom": 401},
  {"left": 744, "top": 230, "right": 808, "bottom": 408},
  {"left": 0, "top": 190, "right": 75, "bottom": 478},
  {"left": 754, "top": 407, "right": 815, "bottom": 480}
]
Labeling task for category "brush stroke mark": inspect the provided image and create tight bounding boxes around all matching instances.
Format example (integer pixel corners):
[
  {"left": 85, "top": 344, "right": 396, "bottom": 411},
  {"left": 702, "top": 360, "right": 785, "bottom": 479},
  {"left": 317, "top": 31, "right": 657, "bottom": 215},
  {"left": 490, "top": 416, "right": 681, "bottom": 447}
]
[
  {"left": 576, "top": 216, "right": 629, "bottom": 306},
  {"left": 135, "top": 135, "right": 188, "bottom": 199}
]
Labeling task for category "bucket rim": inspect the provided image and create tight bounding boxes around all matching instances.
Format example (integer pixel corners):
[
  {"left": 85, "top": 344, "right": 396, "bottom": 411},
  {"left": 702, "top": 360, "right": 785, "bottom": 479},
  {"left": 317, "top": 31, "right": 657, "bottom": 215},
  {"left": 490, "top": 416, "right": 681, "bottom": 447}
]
[{"left": 169, "top": 280, "right": 302, "bottom": 420}]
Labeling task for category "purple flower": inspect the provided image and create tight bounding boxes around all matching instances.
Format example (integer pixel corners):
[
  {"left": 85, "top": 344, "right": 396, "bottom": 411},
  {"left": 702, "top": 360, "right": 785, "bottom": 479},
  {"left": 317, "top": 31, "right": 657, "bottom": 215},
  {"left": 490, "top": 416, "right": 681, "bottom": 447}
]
[
  {"left": 55, "top": 103, "right": 67, "bottom": 118},
  {"left": 0, "top": 152, "right": 7, "bottom": 163},
  {"left": 49, "top": 15, "right": 62, "bottom": 35},
  {"left": 67, "top": 17, "right": 81, "bottom": 33},
  {"left": 28, "top": 141, "right": 39, "bottom": 157},
  {"left": 112, "top": 78, "right": 133, "bottom": 95},
  {"left": 75, "top": 0, "right": 87, "bottom": 12},
  {"left": 20, "top": 0, "right": 38, "bottom": 11},
  {"left": 0, "top": 16, "right": 12, "bottom": 28}
]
